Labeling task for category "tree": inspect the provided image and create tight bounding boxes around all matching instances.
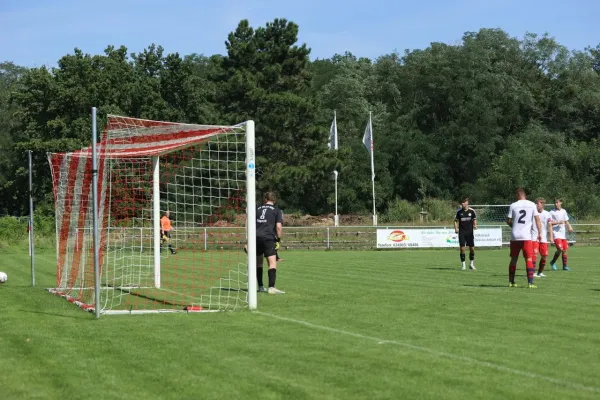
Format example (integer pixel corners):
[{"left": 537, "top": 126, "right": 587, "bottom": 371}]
[
  {"left": 477, "top": 123, "right": 572, "bottom": 203},
  {"left": 316, "top": 53, "right": 394, "bottom": 213},
  {"left": 216, "top": 18, "right": 337, "bottom": 213},
  {"left": 0, "top": 62, "right": 28, "bottom": 214},
  {"left": 3, "top": 23, "right": 600, "bottom": 219}
]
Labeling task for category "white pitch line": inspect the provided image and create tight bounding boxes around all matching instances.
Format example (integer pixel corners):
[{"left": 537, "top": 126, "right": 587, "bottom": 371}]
[{"left": 254, "top": 311, "right": 600, "bottom": 394}]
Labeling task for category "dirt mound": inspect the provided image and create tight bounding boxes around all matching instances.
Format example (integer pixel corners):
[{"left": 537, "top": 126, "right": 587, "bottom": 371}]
[
  {"left": 284, "top": 214, "right": 331, "bottom": 226},
  {"left": 284, "top": 214, "right": 371, "bottom": 227},
  {"left": 339, "top": 214, "right": 371, "bottom": 226}
]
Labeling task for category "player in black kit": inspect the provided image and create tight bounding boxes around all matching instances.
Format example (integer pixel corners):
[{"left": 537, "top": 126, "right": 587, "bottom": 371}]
[
  {"left": 255, "top": 192, "right": 285, "bottom": 294},
  {"left": 454, "top": 197, "right": 478, "bottom": 270}
]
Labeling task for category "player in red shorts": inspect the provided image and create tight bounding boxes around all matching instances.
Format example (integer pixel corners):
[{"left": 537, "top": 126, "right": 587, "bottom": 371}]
[
  {"left": 549, "top": 198, "right": 573, "bottom": 271},
  {"left": 506, "top": 188, "right": 542, "bottom": 288},
  {"left": 531, "top": 198, "right": 553, "bottom": 277}
]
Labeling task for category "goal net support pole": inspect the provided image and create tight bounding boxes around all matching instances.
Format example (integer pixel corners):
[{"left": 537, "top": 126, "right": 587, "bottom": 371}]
[
  {"left": 246, "top": 120, "right": 257, "bottom": 311},
  {"left": 152, "top": 155, "right": 161, "bottom": 289},
  {"left": 92, "top": 107, "right": 101, "bottom": 319},
  {"left": 28, "top": 150, "right": 36, "bottom": 287}
]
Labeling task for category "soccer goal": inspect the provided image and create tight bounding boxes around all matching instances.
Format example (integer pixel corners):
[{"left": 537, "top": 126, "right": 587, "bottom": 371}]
[{"left": 47, "top": 114, "right": 257, "bottom": 315}]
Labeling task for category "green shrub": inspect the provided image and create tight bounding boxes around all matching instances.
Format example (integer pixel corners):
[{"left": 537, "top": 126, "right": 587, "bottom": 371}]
[
  {"left": 0, "top": 216, "right": 28, "bottom": 242},
  {"left": 381, "top": 198, "right": 420, "bottom": 223},
  {"left": 0, "top": 215, "right": 56, "bottom": 249},
  {"left": 420, "top": 198, "right": 456, "bottom": 223}
]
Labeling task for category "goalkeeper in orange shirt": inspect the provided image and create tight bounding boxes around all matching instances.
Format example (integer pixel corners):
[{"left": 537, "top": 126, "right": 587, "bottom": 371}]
[{"left": 160, "top": 211, "right": 177, "bottom": 255}]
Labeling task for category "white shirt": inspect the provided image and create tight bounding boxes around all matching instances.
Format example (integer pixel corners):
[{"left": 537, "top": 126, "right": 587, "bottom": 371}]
[
  {"left": 508, "top": 199, "right": 539, "bottom": 241},
  {"left": 532, "top": 210, "right": 552, "bottom": 243},
  {"left": 550, "top": 208, "right": 569, "bottom": 239}
]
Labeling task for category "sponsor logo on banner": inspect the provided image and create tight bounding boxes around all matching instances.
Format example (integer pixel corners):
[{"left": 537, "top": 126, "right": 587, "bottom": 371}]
[
  {"left": 376, "top": 228, "right": 502, "bottom": 249},
  {"left": 387, "top": 230, "right": 409, "bottom": 242}
]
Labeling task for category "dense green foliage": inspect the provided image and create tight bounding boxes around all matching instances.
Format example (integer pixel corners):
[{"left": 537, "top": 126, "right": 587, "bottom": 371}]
[{"left": 1, "top": 20, "right": 600, "bottom": 218}]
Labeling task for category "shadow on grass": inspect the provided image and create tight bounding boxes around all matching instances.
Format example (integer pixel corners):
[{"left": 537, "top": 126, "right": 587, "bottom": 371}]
[
  {"left": 219, "top": 287, "right": 248, "bottom": 292},
  {"left": 19, "top": 309, "right": 92, "bottom": 319},
  {"left": 1, "top": 285, "right": 45, "bottom": 289},
  {"left": 425, "top": 267, "right": 456, "bottom": 271},
  {"left": 462, "top": 284, "right": 508, "bottom": 288}
]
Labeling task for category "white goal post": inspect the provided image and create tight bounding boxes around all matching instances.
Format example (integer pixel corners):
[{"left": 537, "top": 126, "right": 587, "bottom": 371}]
[{"left": 48, "top": 113, "right": 256, "bottom": 316}]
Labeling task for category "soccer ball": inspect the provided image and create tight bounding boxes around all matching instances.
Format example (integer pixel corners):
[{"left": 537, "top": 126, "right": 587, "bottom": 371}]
[{"left": 0, "top": 272, "right": 7, "bottom": 283}]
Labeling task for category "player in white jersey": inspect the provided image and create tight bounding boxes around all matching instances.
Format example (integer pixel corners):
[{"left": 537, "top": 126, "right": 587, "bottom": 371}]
[
  {"left": 531, "top": 198, "right": 553, "bottom": 277},
  {"left": 506, "top": 188, "right": 542, "bottom": 288},
  {"left": 549, "top": 198, "right": 573, "bottom": 271}
]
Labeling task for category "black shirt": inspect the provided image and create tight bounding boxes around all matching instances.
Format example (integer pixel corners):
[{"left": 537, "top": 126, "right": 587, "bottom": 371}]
[
  {"left": 256, "top": 204, "right": 283, "bottom": 239},
  {"left": 455, "top": 208, "right": 476, "bottom": 234}
]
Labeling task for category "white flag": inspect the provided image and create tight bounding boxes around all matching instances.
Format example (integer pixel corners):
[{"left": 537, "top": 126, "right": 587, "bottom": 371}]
[
  {"left": 362, "top": 116, "right": 373, "bottom": 155},
  {"left": 363, "top": 113, "right": 375, "bottom": 181},
  {"left": 328, "top": 112, "right": 338, "bottom": 150}
]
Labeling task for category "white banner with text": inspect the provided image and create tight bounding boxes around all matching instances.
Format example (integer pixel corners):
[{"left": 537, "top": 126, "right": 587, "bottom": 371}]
[{"left": 376, "top": 228, "right": 502, "bottom": 249}]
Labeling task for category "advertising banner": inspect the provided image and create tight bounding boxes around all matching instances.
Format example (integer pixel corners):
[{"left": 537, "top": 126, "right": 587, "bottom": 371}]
[{"left": 376, "top": 228, "right": 502, "bottom": 249}]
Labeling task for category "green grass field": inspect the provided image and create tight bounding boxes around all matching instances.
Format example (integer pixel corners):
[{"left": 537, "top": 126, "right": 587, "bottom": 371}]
[{"left": 1, "top": 245, "right": 599, "bottom": 400}]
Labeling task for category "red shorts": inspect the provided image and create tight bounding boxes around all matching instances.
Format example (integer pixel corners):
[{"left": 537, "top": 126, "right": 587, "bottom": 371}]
[
  {"left": 510, "top": 240, "right": 534, "bottom": 258},
  {"left": 554, "top": 238, "right": 569, "bottom": 251},
  {"left": 538, "top": 242, "right": 549, "bottom": 257}
]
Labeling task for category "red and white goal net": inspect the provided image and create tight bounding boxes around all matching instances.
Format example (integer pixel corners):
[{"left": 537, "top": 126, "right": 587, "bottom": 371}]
[{"left": 48, "top": 115, "right": 256, "bottom": 314}]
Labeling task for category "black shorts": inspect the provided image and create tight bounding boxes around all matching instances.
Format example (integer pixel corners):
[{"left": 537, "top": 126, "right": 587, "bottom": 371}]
[
  {"left": 256, "top": 236, "right": 276, "bottom": 257},
  {"left": 161, "top": 231, "right": 171, "bottom": 238},
  {"left": 458, "top": 232, "right": 475, "bottom": 247}
]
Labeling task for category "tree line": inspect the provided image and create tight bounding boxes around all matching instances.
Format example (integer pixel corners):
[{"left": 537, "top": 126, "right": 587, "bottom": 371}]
[{"left": 1, "top": 19, "right": 600, "bottom": 220}]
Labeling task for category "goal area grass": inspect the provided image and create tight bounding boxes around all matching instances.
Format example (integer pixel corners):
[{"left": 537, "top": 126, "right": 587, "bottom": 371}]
[{"left": 1, "top": 246, "right": 599, "bottom": 399}]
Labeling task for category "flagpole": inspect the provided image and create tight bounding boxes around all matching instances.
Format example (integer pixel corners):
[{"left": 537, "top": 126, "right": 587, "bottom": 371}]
[
  {"left": 334, "top": 170, "right": 339, "bottom": 226},
  {"left": 368, "top": 112, "right": 377, "bottom": 226},
  {"left": 330, "top": 110, "right": 339, "bottom": 227},
  {"left": 334, "top": 110, "right": 339, "bottom": 227}
]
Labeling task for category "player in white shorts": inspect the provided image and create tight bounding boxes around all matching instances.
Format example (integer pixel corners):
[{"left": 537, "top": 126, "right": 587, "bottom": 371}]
[
  {"left": 530, "top": 198, "right": 553, "bottom": 277},
  {"left": 549, "top": 198, "right": 573, "bottom": 271}
]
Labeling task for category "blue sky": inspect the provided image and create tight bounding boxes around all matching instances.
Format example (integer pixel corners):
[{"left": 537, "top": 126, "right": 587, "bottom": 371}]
[{"left": 1, "top": 0, "right": 599, "bottom": 68}]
